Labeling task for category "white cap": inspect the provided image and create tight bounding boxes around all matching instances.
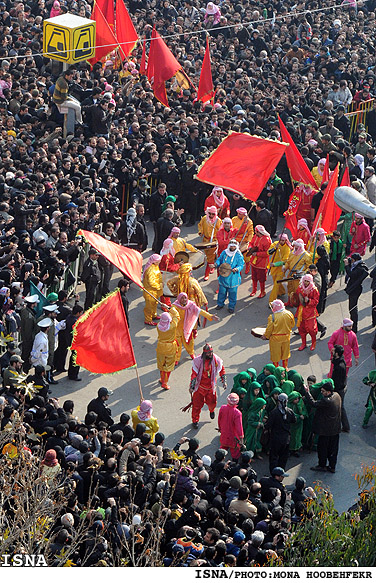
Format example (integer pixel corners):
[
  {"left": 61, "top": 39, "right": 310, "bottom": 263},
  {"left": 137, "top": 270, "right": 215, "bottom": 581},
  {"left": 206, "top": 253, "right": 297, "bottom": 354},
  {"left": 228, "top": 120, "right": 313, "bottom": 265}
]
[
  {"left": 132, "top": 514, "right": 142, "bottom": 525},
  {"left": 38, "top": 318, "right": 52, "bottom": 328},
  {"left": 43, "top": 304, "right": 58, "bottom": 312},
  {"left": 202, "top": 455, "right": 212, "bottom": 466},
  {"left": 25, "top": 294, "right": 39, "bottom": 303}
]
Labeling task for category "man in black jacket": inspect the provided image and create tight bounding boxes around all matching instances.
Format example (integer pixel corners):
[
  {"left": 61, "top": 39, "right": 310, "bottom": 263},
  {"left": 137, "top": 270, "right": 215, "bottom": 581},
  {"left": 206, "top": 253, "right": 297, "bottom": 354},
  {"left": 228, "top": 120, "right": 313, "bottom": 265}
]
[
  {"left": 264, "top": 393, "right": 296, "bottom": 473},
  {"left": 330, "top": 344, "right": 350, "bottom": 432},
  {"left": 66, "top": 304, "right": 84, "bottom": 381},
  {"left": 149, "top": 183, "right": 167, "bottom": 251},
  {"left": 87, "top": 387, "right": 114, "bottom": 427},
  {"left": 81, "top": 248, "right": 101, "bottom": 311},
  {"left": 344, "top": 253, "right": 369, "bottom": 334},
  {"left": 85, "top": 98, "right": 110, "bottom": 137},
  {"left": 304, "top": 381, "right": 342, "bottom": 473}
]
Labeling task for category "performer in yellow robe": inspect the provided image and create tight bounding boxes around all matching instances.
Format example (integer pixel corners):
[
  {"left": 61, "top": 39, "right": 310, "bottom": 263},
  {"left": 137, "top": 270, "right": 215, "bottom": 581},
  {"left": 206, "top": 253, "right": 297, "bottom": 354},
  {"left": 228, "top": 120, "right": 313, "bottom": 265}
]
[
  {"left": 131, "top": 400, "right": 159, "bottom": 441},
  {"left": 173, "top": 292, "right": 218, "bottom": 364},
  {"left": 232, "top": 207, "right": 254, "bottom": 274},
  {"left": 167, "top": 263, "right": 208, "bottom": 308},
  {"left": 268, "top": 234, "right": 292, "bottom": 302},
  {"left": 156, "top": 306, "right": 180, "bottom": 389},
  {"left": 142, "top": 254, "right": 163, "bottom": 326},
  {"left": 282, "top": 239, "right": 312, "bottom": 305},
  {"left": 307, "top": 227, "right": 330, "bottom": 261},
  {"left": 262, "top": 299, "right": 295, "bottom": 368},
  {"left": 198, "top": 206, "right": 222, "bottom": 280},
  {"left": 169, "top": 226, "right": 198, "bottom": 254}
]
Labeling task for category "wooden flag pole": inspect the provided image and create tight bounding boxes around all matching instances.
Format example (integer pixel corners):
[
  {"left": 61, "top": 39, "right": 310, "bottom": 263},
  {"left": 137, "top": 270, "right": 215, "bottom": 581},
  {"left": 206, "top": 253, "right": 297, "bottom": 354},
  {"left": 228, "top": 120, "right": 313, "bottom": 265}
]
[{"left": 135, "top": 363, "right": 144, "bottom": 402}]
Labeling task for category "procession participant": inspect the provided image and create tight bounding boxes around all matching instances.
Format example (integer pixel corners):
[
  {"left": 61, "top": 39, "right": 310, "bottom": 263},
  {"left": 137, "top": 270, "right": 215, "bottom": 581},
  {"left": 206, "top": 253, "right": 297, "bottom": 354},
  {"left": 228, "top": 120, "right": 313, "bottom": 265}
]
[
  {"left": 296, "top": 184, "right": 316, "bottom": 227},
  {"left": 142, "top": 254, "right": 163, "bottom": 327},
  {"left": 156, "top": 306, "right": 180, "bottom": 390},
  {"left": 198, "top": 206, "right": 222, "bottom": 281},
  {"left": 169, "top": 226, "right": 198, "bottom": 254},
  {"left": 167, "top": 263, "right": 208, "bottom": 312},
  {"left": 244, "top": 397, "right": 267, "bottom": 459},
  {"left": 189, "top": 344, "right": 227, "bottom": 429},
  {"left": 248, "top": 225, "right": 272, "bottom": 299},
  {"left": 297, "top": 219, "right": 311, "bottom": 247},
  {"left": 173, "top": 292, "right": 218, "bottom": 364},
  {"left": 362, "top": 370, "right": 376, "bottom": 428},
  {"left": 268, "top": 234, "right": 292, "bottom": 302},
  {"left": 344, "top": 253, "right": 369, "bottom": 333},
  {"left": 204, "top": 186, "right": 230, "bottom": 219},
  {"left": 216, "top": 218, "right": 236, "bottom": 257},
  {"left": 328, "top": 230, "right": 344, "bottom": 288},
  {"left": 20, "top": 294, "right": 39, "bottom": 372},
  {"left": 159, "top": 238, "right": 182, "bottom": 309},
  {"left": 218, "top": 393, "right": 244, "bottom": 461},
  {"left": 296, "top": 273, "right": 320, "bottom": 351},
  {"left": 214, "top": 239, "right": 245, "bottom": 314},
  {"left": 282, "top": 239, "right": 312, "bottom": 306},
  {"left": 262, "top": 299, "right": 295, "bottom": 368},
  {"left": 30, "top": 318, "right": 52, "bottom": 369},
  {"left": 349, "top": 213, "right": 371, "bottom": 257},
  {"left": 312, "top": 158, "right": 327, "bottom": 188},
  {"left": 328, "top": 318, "right": 359, "bottom": 375},
  {"left": 232, "top": 207, "right": 254, "bottom": 275},
  {"left": 264, "top": 392, "right": 296, "bottom": 473},
  {"left": 307, "top": 227, "right": 330, "bottom": 259},
  {"left": 288, "top": 391, "right": 308, "bottom": 457},
  {"left": 131, "top": 400, "right": 159, "bottom": 442}
]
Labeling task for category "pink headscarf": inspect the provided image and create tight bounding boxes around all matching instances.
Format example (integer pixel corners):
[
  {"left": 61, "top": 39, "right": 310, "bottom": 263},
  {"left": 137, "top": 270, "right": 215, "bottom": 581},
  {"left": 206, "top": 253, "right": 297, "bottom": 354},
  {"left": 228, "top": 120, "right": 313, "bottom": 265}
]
[
  {"left": 212, "top": 186, "right": 225, "bottom": 207},
  {"left": 173, "top": 292, "right": 201, "bottom": 342},
  {"left": 297, "top": 218, "right": 311, "bottom": 237},
  {"left": 237, "top": 207, "right": 248, "bottom": 216},
  {"left": 300, "top": 273, "right": 315, "bottom": 293},
  {"left": 255, "top": 224, "right": 269, "bottom": 237},
  {"left": 317, "top": 158, "right": 326, "bottom": 176},
  {"left": 160, "top": 238, "right": 175, "bottom": 257},
  {"left": 206, "top": 205, "right": 218, "bottom": 225},
  {"left": 143, "top": 253, "right": 161, "bottom": 276},
  {"left": 315, "top": 227, "right": 327, "bottom": 245},
  {"left": 279, "top": 233, "right": 292, "bottom": 248},
  {"left": 170, "top": 226, "right": 181, "bottom": 237},
  {"left": 343, "top": 318, "right": 353, "bottom": 327},
  {"left": 227, "top": 393, "right": 239, "bottom": 406},
  {"left": 292, "top": 239, "right": 305, "bottom": 255},
  {"left": 138, "top": 400, "right": 153, "bottom": 421},
  {"left": 354, "top": 213, "right": 363, "bottom": 220},
  {"left": 42, "top": 449, "right": 58, "bottom": 467},
  {"left": 157, "top": 312, "right": 172, "bottom": 332},
  {"left": 271, "top": 299, "right": 285, "bottom": 313},
  {"left": 50, "top": 0, "right": 61, "bottom": 17}
]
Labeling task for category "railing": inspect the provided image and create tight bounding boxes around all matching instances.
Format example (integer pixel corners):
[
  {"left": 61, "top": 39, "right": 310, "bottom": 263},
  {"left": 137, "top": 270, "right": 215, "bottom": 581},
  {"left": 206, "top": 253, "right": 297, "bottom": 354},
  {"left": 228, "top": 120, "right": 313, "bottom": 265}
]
[
  {"left": 345, "top": 98, "right": 374, "bottom": 141},
  {"left": 120, "top": 175, "right": 161, "bottom": 217}
]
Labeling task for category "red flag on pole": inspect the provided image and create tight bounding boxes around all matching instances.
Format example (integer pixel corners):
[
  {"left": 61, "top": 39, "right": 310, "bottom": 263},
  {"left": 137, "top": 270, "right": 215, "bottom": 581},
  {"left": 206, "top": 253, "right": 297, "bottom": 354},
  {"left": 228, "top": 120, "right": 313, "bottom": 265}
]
[
  {"left": 139, "top": 37, "right": 147, "bottom": 75},
  {"left": 96, "top": 0, "right": 115, "bottom": 28},
  {"left": 311, "top": 164, "right": 340, "bottom": 235},
  {"left": 278, "top": 115, "right": 317, "bottom": 188},
  {"left": 340, "top": 165, "right": 351, "bottom": 187},
  {"left": 78, "top": 230, "right": 143, "bottom": 287},
  {"left": 283, "top": 188, "right": 301, "bottom": 239},
  {"left": 116, "top": 0, "right": 138, "bottom": 59},
  {"left": 147, "top": 27, "right": 181, "bottom": 107},
  {"left": 71, "top": 290, "right": 136, "bottom": 374},
  {"left": 88, "top": 2, "right": 120, "bottom": 66},
  {"left": 196, "top": 133, "right": 287, "bottom": 201},
  {"left": 197, "top": 37, "right": 215, "bottom": 104}
]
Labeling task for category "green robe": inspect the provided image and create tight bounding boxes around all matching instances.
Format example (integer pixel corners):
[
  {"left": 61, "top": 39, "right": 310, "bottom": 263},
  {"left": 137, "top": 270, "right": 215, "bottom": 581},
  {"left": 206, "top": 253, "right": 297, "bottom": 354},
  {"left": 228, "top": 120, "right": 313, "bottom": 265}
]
[
  {"left": 288, "top": 391, "right": 308, "bottom": 451},
  {"left": 242, "top": 382, "right": 265, "bottom": 431},
  {"left": 257, "top": 363, "right": 276, "bottom": 385},
  {"left": 262, "top": 374, "right": 279, "bottom": 396},
  {"left": 244, "top": 397, "right": 267, "bottom": 453},
  {"left": 281, "top": 380, "right": 295, "bottom": 396},
  {"left": 265, "top": 387, "right": 282, "bottom": 416}
]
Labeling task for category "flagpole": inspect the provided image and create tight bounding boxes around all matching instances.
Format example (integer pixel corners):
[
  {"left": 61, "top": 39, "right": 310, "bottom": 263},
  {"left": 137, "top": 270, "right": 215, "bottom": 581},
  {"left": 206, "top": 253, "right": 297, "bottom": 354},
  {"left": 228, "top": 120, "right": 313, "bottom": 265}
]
[{"left": 134, "top": 363, "right": 144, "bottom": 402}]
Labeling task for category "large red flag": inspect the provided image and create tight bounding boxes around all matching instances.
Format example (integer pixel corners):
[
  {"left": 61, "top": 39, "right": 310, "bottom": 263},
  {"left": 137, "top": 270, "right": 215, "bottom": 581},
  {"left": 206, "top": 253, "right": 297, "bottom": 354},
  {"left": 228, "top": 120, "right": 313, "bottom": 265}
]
[
  {"left": 71, "top": 290, "right": 136, "bottom": 374},
  {"left": 197, "top": 37, "right": 215, "bottom": 104},
  {"left": 283, "top": 188, "right": 301, "bottom": 239},
  {"left": 147, "top": 27, "right": 181, "bottom": 107},
  {"left": 312, "top": 164, "right": 340, "bottom": 235},
  {"left": 278, "top": 115, "right": 317, "bottom": 188},
  {"left": 196, "top": 133, "right": 287, "bottom": 201},
  {"left": 88, "top": 2, "right": 120, "bottom": 66},
  {"left": 96, "top": 0, "right": 114, "bottom": 28},
  {"left": 78, "top": 230, "right": 143, "bottom": 287},
  {"left": 340, "top": 165, "right": 350, "bottom": 187},
  {"left": 139, "top": 37, "right": 147, "bottom": 75},
  {"left": 116, "top": 0, "right": 138, "bottom": 59}
]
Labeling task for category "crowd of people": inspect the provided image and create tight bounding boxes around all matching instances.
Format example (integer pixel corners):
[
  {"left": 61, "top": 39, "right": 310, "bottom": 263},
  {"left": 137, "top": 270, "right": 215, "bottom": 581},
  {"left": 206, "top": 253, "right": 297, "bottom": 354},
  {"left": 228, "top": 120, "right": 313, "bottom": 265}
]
[{"left": 0, "top": 0, "right": 375, "bottom": 568}]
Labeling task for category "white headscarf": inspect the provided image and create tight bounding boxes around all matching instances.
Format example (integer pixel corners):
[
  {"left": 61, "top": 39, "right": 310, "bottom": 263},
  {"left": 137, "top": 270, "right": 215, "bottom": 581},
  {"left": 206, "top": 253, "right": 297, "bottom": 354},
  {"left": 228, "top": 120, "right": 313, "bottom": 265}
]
[
  {"left": 354, "top": 154, "right": 365, "bottom": 179},
  {"left": 225, "top": 239, "right": 240, "bottom": 257},
  {"left": 126, "top": 207, "right": 137, "bottom": 241},
  {"left": 160, "top": 238, "right": 175, "bottom": 257}
]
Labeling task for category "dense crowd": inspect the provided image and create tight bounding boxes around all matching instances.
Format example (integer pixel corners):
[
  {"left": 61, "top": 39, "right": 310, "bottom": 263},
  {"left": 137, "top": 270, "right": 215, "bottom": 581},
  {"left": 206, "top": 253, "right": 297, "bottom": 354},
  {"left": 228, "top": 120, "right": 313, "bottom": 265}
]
[{"left": 0, "top": 0, "right": 375, "bottom": 569}]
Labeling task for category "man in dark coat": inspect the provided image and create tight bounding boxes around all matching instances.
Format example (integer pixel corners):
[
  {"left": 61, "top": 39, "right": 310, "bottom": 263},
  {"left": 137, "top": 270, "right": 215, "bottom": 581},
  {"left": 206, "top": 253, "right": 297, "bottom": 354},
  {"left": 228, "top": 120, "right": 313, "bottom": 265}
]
[
  {"left": 154, "top": 208, "right": 175, "bottom": 254},
  {"left": 65, "top": 304, "right": 84, "bottom": 381},
  {"left": 19, "top": 294, "right": 39, "bottom": 372},
  {"left": 149, "top": 183, "right": 167, "bottom": 251},
  {"left": 264, "top": 393, "right": 296, "bottom": 473},
  {"left": 330, "top": 344, "right": 350, "bottom": 432},
  {"left": 251, "top": 200, "right": 273, "bottom": 235},
  {"left": 81, "top": 248, "right": 101, "bottom": 311},
  {"left": 344, "top": 253, "right": 369, "bottom": 333},
  {"left": 87, "top": 386, "right": 114, "bottom": 427},
  {"left": 304, "top": 381, "right": 342, "bottom": 473},
  {"left": 180, "top": 155, "right": 200, "bottom": 225}
]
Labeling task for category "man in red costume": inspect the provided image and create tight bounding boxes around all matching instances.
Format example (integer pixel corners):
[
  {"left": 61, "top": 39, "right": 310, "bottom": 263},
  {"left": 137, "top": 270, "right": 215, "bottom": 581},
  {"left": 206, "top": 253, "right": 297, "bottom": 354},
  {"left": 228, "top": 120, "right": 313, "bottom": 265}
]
[
  {"left": 349, "top": 213, "right": 371, "bottom": 257},
  {"left": 249, "top": 225, "right": 272, "bottom": 298},
  {"left": 296, "top": 273, "right": 320, "bottom": 351},
  {"left": 296, "top": 184, "right": 316, "bottom": 227},
  {"left": 218, "top": 393, "right": 244, "bottom": 461},
  {"left": 204, "top": 186, "right": 230, "bottom": 219},
  {"left": 189, "top": 344, "right": 227, "bottom": 429},
  {"left": 216, "top": 217, "right": 236, "bottom": 257}
]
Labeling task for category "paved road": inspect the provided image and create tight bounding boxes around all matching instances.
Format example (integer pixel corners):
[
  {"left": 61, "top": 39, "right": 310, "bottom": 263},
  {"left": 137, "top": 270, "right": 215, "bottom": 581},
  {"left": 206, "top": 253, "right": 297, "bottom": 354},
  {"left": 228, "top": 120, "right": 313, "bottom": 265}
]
[{"left": 52, "top": 223, "right": 376, "bottom": 513}]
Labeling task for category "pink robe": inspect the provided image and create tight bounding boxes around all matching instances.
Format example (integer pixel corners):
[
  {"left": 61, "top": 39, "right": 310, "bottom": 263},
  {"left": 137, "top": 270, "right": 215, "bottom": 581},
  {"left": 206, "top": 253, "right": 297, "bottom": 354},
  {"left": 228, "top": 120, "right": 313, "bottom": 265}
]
[
  {"left": 328, "top": 328, "right": 359, "bottom": 370},
  {"left": 349, "top": 221, "right": 371, "bottom": 256},
  {"left": 218, "top": 404, "right": 243, "bottom": 454}
]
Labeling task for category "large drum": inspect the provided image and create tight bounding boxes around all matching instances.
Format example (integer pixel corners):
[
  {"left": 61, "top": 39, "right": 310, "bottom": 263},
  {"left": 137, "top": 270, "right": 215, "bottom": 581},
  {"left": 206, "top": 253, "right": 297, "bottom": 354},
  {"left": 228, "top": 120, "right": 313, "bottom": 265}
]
[
  {"left": 251, "top": 327, "right": 266, "bottom": 339},
  {"left": 174, "top": 250, "right": 205, "bottom": 270},
  {"left": 218, "top": 263, "right": 232, "bottom": 277}
]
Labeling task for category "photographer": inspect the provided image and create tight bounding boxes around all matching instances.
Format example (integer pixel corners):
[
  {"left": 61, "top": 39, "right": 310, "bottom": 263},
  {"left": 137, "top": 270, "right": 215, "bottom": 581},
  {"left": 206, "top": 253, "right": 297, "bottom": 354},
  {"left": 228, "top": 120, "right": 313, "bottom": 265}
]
[{"left": 344, "top": 252, "right": 369, "bottom": 333}]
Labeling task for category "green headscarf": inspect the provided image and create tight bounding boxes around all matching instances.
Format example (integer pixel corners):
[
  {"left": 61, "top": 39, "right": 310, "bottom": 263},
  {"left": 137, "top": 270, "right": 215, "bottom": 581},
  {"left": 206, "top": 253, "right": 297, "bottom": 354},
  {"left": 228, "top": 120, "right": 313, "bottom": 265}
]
[
  {"left": 232, "top": 371, "right": 253, "bottom": 394},
  {"left": 281, "top": 380, "right": 295, "bottom": 396},
  {"left": 275, "top": 366, "right": 287, "bottom": 386},
  {"left": 262, "top": 374, "right": 279, "bottom": 395},
  {"left": 290, "top": 372, "right": 305, "bottom": 395},
  {"left": 288, "top": 391, "right": 302, "bottom": 405},
  {"left": 162, "top": 195, "right": 176, "bottom": 213},
  {"left": 246, "top": 367, "right": 257, "bottom": 382},
  {"left": 265, "top": 387, "right": 282, "bottom": 414},
  {"left": 309, "top": 378, "right": 334, "bottom": 400},
  {"left": 248, "top": 397, "right": 267, "bottom": 414},
  {"left": 287, "top": 369, "right": 298, "bottom": 380},
  {"left": 244, "top": 381, "right": 265, "bottom": 410},
  {"left": 365, "top": 370, "right": 376, "bottom": 385},
  {"left": 257, "top": 363, "right": 276, "bottom": 384}
]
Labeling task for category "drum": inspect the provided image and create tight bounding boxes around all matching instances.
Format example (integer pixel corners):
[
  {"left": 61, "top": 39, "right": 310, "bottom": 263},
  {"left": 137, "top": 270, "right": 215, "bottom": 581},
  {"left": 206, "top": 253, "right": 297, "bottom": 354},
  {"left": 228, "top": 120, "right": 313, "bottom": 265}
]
[
  {"left": 195, "top": 242, "right": 217, "bottom": 250},
  {"left": 218, "top": 263, "right": 232, "bottom": 277},
  {"left": 174, "top": 251, "right": 189, "bottom": 264},
  {"left": 289, "top": 292, "right": 300, "bottom": 308},
  {"left": 174, "top": 250, "right": 205, "bottom": 270},
  {"left": 162, "top": 272, "right": 177, "bottom": 297},
  {"left": 239, "top": 242, "right": 249, "bottom": 254},
  {"left": 251, "top": 327, "right": 267, "bottom": 338}
]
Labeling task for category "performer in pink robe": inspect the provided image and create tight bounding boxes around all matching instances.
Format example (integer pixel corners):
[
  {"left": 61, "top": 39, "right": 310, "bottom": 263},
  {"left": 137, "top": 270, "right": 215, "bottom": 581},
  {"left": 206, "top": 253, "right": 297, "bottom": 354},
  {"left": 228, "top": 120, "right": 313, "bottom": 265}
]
[
  {"left": 218, "top": 393, "right": 244, "bottom": 460},
  {"left": 328, "top": 318, "right": 359, "bottom": 374},
  {"left": 349, "top": 214, "right": 371, "bottom": 256}
]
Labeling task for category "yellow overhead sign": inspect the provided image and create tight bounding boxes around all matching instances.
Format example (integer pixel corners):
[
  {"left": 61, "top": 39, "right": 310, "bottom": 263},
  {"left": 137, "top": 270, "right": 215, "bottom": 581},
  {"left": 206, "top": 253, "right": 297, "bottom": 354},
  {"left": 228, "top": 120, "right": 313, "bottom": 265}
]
[{"left": 43, "top": 14, "right": 95, "bottom": 63}]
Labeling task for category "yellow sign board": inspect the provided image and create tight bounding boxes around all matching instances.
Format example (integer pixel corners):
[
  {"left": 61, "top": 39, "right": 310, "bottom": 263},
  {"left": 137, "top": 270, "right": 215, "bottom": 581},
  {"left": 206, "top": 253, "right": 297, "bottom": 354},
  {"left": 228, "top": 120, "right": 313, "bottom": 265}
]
[{"left": 43, "top": 14, "right": 95, "bottom": 63}]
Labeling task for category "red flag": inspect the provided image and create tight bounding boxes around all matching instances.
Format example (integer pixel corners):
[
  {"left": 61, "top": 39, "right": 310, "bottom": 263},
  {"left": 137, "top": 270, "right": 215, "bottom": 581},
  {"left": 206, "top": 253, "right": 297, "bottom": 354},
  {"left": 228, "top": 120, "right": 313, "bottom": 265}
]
[
  {"left": 322, "top": 155, "right": 330, "bottom": 183},
  {"left": 278, "top": 115, "right": 317, "bottom": 188},
  {"left": 96, "top": 0, "right": 114, "bottom": 28},
  {"left": 283, "top": 188, "right": 301, "bottom": 239},
  {"left": 71, "top": 290, "right": 136, "bottom": 374},
  {"left": 196, "top": 133, "right": 287, "bottom": 201},
  {"left": 79, "top": 230, "right": 143, "bottom": 287},
  {"left": 312, "top": 164, "right": 340, "bottom": 235},
  {"left": 139, "top": 37, "right": 147, "bottom": 75},
  {"left": 147, "top": 27, "right": 181, "bottom": 107},
  {"left": 197, "top": 37, "right": 215, "bottom": 104},
  {"left": 340, "top": 165, "right": 351, "bottom": 187},
  {"left": 88, "top": 2, "right": 120, "bottom": 66},
  {"left": 116, "top": 0, "right": 138, "bottom": 59}
]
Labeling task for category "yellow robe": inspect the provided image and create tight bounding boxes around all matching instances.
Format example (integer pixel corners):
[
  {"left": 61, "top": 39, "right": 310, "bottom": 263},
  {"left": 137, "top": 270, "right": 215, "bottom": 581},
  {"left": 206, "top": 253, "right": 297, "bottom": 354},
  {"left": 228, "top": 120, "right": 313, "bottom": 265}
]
[
  {"left": 268, "top": 241, "right": 291, "bottom": 301},
  {"left": 131, "top": 408, "right": 159, "bottom": 442},
  {"left": 175, "top": 306, "right": 213, "bottom": 361},
  {"left": 167, "top": 272, "right": 208, "bottom": 307},
  {"left": 283, "top": 251, "right": 312, "bottom": 297},
  {"left": 311, "top": 167, "right": 323, "bottom": 188},
  {"left": 232, "top": 216, "right": 254, "bottom": 264},
  {"left": 143, "top": 264, "right": 163, "bottom": 323},
  {"left": 198, "top": 216, "right": 222, "bottom": 264},
  {"left": 306, "top": 238, "right": 330, "bottom": 262},
  {"left": 172, "top": 237, "right": 198, "bottom": 254},
  {"left": 264, "top": 309, "right": 295, "bottom": 364},
  {"left": 156, "top": 306, "right": 180, "bottom": 372}
]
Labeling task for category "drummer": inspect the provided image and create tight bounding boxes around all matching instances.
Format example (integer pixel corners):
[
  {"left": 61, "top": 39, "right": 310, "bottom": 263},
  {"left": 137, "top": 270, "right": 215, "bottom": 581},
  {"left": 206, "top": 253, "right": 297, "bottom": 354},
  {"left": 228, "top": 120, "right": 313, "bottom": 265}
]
[
  {"left": 159, "top": 237, "right": 183, "bottom": 309},
  {"left": 268, "top": 233, "right": 292, "bottom": 302},
  {"left": 282, "top": 239, "right": 312, "bottom": 306},
  {"left": 214, "top": 239, "right": 245, "bottom": 314},
  {"left": 198, "top": 206, "right": 222, "bottom": 281},
  {"left": 166, "top": 263, "right": 208, "bottom": 312},
  {"left": 262, "top": 299, "right": 295, "bottom": 368},
  {"left": 217, "top": 217, "right": 236, "bottom": 257},
  {"left": 232, "top": 207, "right": 254, "bottom": 275},
  {"left": 204, "top": 186, "right": 231, "bottom": 219},
  {"left": 169, "top": 226, "right": 198, "bottom": 255}
]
